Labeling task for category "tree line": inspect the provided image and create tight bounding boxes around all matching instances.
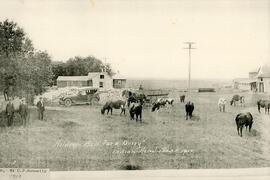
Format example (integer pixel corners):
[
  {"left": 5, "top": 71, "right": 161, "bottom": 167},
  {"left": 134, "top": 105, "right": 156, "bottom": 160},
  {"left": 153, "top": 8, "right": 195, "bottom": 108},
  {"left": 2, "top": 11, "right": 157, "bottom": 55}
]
[{"left": 0, "top": 19, "right": 113, "bottom": 103}]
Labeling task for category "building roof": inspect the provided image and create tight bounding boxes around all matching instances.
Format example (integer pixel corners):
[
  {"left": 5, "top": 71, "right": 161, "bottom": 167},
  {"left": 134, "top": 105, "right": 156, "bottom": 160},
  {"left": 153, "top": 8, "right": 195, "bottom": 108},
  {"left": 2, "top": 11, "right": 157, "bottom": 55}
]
[
  {"left": 112, "top": 73, "right": 126, "bottom": 80},
  {"left": 88, "top": 71, "right": 109, "bottom": 79},
  {"left": 57, "top": 76, "right": 90, "bottom": 81},
  {"left": 233, "top": 78, "right": 256, "bottom": 83},
  {"left": 256, "top": 65, "right": 270, "bottom": 78}
]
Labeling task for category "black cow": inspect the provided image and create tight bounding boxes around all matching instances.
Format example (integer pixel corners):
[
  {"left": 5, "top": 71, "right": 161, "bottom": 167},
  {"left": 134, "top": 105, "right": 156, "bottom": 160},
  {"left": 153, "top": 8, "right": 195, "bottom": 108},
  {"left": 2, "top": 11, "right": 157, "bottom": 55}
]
[
  {"left": 129, "top": 102, "right": 142, "bottom": 122},
  {"left": 235, "top": 112, "right": 253, "bottom": 137},
  {"left": 180, "top": 95, "right": 185, "bottom": 103},
  {"left": 185, "top": 101, "right": 194, "bottom": 120}
]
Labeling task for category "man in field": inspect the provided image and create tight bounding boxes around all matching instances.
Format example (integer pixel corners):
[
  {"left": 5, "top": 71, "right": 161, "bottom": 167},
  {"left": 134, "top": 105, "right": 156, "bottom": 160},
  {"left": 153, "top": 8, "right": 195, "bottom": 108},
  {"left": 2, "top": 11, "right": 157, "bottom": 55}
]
[
  {"left": 6, "top": 99, "right": 14, "bottom": 127},
  {"left": 19, "top": 98, "right": 28, "bottom": 127},
  {"left": 37, "top": 97, "right": 45, "bottom": 120}
]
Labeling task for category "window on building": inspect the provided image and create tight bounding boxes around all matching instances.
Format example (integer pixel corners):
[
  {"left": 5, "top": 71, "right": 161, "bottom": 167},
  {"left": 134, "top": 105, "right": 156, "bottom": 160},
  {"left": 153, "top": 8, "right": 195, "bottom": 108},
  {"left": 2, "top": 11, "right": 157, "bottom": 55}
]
[
  {"left": 100, "top": 75, "right": 104, "bottom": 79},
  {"left": 99, "top": 82, "right": 104, "bottom": 88}
]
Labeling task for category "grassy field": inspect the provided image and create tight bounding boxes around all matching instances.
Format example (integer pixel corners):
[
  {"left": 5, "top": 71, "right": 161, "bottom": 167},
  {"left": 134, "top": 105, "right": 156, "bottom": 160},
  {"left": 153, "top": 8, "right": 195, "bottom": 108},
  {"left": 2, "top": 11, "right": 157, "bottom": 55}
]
[{"left": 0, "top": 91, "right": 269, "bottom": 171}]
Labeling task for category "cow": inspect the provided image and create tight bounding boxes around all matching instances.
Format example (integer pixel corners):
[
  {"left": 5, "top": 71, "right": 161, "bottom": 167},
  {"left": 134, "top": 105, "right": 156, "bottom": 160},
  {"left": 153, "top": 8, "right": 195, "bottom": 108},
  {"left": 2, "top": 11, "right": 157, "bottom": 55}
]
[
  {"left": 257, "top": 99, "right": 270, "bottom": 114},
  {"left": 129, "top": 102, "right": 142, "bottom": 122},
  {"left": 230, "top": 95, "right": 245, "bottom": 106},
  {"left": 164, "top": 98, "right": 174, "bottom": 105},
  {"left": 101, "top": 100, "right": 126, "bottom": 115},
  {"left": 235, "top": 112, "right": 253, "bottom": 137},
  {"left": 185, "top": 101, "right": 194, "bottom": 120},
  {"left": 151, "top": 98, "right": 167, "bottom": 112},
  {"left": 180, "top": 95, "right": 185, "bottom": 103},
  {"left": 218, "top": 98, "right": 227, "bottom": 112}
]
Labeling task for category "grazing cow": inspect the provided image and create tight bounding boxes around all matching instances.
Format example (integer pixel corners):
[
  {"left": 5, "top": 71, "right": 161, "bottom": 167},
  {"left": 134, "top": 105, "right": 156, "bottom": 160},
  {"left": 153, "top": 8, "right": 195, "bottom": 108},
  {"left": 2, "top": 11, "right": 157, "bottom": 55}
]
[
  {"left": 151, "top": 98, "right": 167, "bottom": 112},
  {"left": 180, "top": 95, "right": 185, "bottom": 103},
  {"left": 218, "top": 98, "right": 227, "bottom": 112},
  {"left": 257, "top": 99, "right": 270, "bottom": 114},
  {"left": 235, "top": 112, "right": 253, "bottom": 137},
  {"left": 129, "top": 102, "right": 142, "bottom": 122},
  {"left": 185, "top": 101, "right": 194, "bottom": 120},
  {"left": 164, "top": 98, "right": 174, "bottom": 105},
  {"left": 101, "top": 100, "right": 126, "bottom": 115},
  {"left": 230, "top": 95, "right": 245, "bottom": 106}
]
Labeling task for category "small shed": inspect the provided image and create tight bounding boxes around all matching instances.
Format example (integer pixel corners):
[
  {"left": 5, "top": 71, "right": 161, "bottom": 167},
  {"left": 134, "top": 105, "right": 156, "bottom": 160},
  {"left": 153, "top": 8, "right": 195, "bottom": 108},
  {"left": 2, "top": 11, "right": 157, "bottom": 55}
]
[
  {"left": 57, "top": 76, "right": 92, "bottom": 88},
  {"left": 112, "top": 74, "right": 126, "bottom": 89}
]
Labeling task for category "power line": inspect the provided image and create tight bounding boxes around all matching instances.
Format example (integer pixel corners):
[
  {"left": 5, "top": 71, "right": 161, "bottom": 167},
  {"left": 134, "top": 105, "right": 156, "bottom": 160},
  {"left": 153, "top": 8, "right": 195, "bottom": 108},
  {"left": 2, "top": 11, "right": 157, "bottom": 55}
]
[{"left": 183, "top": 42, "right": 196, "bottom": 101}]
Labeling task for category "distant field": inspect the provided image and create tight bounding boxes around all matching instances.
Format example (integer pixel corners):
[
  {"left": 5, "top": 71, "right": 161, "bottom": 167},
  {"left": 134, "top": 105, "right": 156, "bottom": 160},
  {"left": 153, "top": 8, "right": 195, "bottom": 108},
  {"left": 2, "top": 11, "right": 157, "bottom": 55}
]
[
  {"left": 0, "top": 91, "right": 269, "bottom": 170},
  {"left": 126, "top": 78, "right": 233, "bottom": 90}
]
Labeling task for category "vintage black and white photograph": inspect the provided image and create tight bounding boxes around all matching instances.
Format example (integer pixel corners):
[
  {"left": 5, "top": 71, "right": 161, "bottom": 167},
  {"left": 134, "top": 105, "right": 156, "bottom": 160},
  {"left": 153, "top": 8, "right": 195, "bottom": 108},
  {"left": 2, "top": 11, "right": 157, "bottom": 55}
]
[{"left": 0, "top": 0, "right": 269, "bottom": 176}]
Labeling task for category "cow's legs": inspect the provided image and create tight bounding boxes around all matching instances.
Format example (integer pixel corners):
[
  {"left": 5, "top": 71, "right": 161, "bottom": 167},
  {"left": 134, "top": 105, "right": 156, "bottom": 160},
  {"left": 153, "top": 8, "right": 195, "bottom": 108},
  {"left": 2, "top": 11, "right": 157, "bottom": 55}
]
[
  {"left": 249, "top": 124, "right": 252, "bottom": 132},
  {"left": 237, "top": 126, "right": 240, "bottom": 136},
  {"left": 258, "top": 104, "right": 261, "bottom": 113},
  {"left": 240, "top": 127, "right": 243, "bottom": 137}
]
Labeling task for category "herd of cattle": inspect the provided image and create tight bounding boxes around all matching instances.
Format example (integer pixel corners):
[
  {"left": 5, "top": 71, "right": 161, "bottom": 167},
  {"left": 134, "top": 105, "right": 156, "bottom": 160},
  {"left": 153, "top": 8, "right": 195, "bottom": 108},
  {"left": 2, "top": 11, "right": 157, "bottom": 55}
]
[
  {"left": 0, "top": 91, "right": 269, "bottom": 138},
  {"left": 100, "top": 92, "right": 270, "bottom": 137}
]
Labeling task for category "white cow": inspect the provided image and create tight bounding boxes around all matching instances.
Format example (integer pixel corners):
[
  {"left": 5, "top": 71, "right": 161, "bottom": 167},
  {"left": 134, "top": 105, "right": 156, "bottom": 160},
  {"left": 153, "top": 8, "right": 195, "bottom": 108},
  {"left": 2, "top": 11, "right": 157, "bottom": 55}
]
[{"left": 218, "top": 98, "right": 227, "bottom": 112}]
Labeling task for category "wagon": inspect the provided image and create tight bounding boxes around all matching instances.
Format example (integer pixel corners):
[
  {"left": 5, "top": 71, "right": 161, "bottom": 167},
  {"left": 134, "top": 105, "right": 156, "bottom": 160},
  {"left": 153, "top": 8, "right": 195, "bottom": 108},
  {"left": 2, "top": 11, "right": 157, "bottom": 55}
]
[{"left": 140, "top": 89, "right": 170, "bottom": 105}]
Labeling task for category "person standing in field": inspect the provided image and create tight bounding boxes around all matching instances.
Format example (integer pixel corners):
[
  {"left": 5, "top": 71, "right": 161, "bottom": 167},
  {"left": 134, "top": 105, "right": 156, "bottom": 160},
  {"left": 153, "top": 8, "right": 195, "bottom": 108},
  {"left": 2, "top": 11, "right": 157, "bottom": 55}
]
[
  {"left": 37, "top": 97, "right": 45, "bottom": 120},
  {"left": 19, "top": 98, "right": 28, "bottom": 127},
  {"left": 6, "top": 99, "right": 14, "bottom": 127}
]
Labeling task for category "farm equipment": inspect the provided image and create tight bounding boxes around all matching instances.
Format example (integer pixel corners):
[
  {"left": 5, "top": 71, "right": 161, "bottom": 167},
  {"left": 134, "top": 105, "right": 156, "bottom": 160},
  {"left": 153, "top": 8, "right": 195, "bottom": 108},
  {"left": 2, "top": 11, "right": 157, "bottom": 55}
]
[{"left": 139, "top": 89, "right": 170, "bottom": 105}]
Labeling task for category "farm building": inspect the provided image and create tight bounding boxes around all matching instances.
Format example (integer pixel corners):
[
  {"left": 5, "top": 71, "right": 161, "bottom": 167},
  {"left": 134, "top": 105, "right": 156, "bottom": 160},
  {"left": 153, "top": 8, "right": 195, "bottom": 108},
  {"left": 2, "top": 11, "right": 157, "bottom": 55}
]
[
  {"left": 233, "top": 78, "right": 256, "bottom": 91},
  {"left": 57, "top": 76, "right": 91, "bottom": 88},
  {"left": 233, "top": 65, "right": 270, "bottom": 94},
  {"left": 57, "top": 72, "right": 126, "bottom": 90},
  {"left": 256, "top": 65, "right": 270, "bottom": 94},
  {"left": 112, "top": 74, "right": 126, "bottom": 89},
  {"left": 87, "top": 72, "right": 113, "bottom": 90}
]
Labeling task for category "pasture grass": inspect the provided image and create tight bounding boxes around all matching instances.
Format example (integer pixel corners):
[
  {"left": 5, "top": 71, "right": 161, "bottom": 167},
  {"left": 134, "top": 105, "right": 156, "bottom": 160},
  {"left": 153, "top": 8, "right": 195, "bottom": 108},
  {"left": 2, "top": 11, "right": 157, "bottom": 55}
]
[{"left": 0, "top": 91, "right": 269, "bottom": 170}]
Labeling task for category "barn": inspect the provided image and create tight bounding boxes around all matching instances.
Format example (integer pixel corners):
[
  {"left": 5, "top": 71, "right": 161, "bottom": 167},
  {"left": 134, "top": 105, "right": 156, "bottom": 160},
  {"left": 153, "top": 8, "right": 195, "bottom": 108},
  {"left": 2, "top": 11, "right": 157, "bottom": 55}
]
[
  {"left": 56, "top": 76, "right": 91, "bottom": 88},
  {"left": 57, "top": 72, "right": 127, "bottom": 90}
]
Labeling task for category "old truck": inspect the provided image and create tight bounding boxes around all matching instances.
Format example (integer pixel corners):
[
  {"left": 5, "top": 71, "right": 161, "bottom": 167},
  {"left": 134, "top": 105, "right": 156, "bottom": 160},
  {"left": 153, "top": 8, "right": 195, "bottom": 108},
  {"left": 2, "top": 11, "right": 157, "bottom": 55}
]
[{"left": 59, "top": 87, "right": 100, "bottom": 107}]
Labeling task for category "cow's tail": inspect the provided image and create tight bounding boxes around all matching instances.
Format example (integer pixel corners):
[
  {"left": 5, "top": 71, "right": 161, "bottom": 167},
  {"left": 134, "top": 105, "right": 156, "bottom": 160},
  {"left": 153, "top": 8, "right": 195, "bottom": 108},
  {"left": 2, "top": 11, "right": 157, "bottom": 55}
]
[{"left": 247, "top": 112, "right": 253, "bottom": 122}]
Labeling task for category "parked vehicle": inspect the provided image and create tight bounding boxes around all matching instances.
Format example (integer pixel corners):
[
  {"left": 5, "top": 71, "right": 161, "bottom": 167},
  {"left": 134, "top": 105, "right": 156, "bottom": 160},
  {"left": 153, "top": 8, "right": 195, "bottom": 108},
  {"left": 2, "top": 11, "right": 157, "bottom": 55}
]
[{"left": 59, "top": 87, "right": 100, "bottom": 107}]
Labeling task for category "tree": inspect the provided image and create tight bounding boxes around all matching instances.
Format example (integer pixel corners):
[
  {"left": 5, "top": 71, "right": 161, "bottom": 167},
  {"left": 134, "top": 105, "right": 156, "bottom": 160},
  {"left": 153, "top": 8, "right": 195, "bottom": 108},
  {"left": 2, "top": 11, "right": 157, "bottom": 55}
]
[
  {"left": 0, "top": 19, "right": 25, "bottom": 57},
  {"left": 0, "top": 19, "right": 53, "bottom": 101},
  {"left": 52, "top": 56, "right": 114, "bottom": 85}
]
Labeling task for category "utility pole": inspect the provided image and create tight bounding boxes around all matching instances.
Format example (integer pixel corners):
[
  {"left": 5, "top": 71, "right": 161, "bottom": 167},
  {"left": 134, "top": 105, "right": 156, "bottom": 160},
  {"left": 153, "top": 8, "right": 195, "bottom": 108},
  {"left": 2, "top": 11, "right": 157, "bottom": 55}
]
[{"left": 183, "top": 42, "right": 196, "bottom": 101}]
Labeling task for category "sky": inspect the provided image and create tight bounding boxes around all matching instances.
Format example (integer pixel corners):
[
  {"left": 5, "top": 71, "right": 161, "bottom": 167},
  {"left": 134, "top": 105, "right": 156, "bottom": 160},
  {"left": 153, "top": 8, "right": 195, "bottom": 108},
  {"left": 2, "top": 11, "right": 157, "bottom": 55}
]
[{"left": 0, "top": 0, "right": 269, "bottom": 79}]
